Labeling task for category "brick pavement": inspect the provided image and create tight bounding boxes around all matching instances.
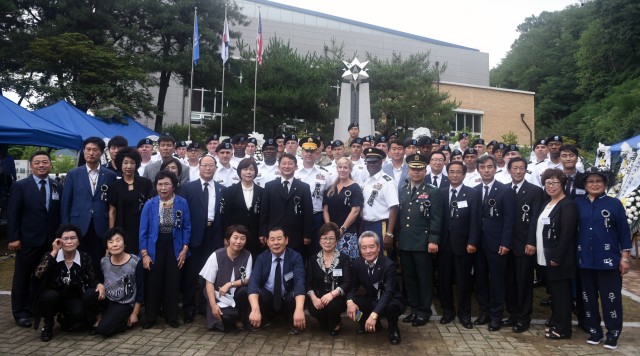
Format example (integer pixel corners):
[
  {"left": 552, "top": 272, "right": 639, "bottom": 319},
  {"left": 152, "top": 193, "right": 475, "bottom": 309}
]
[{"left": 1, "top": 294, "right": 639, "bottom": 356}]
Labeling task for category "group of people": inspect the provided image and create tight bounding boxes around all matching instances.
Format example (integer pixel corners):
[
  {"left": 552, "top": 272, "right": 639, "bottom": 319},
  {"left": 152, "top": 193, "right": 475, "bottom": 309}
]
[{"left": 5, "top": 125, "right": 633, "bottom": 349}]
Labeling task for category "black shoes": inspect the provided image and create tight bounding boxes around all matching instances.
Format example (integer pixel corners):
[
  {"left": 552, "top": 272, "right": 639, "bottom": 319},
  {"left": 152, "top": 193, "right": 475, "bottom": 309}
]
[
  {"left": 460, "top": 318, "right": 474, "bottom": 329},
  {"left": 512, "top": 323, "right": 529, "bottom": 333},
  {"left": 329, "top": 323, "right": 342, "bottom": 336},
  {"left": 540, "top": 296, "right": 552, "bottom": 307},
  {"left": 389, "top": 328, "right": 401, "bottom": 345},
  {"left": 40, "top": 325, "right": 53, "bottom": 342},
  {"left": 15, "top": 317, "right": 32, "bottom": 328},
  {"left": 501, "top": 317, "right": 517, "bottom": 327},
  {"left": 488, "top": 320, "right": 502, "bottom": 332},
  {"left": 168, "top": 320, "right": 179, "bottom": 328},
  {"left": 474, "top": 314, "right": 490, "bottom": 325},
  {"left": 412, "top": 316, "right": 429, "bottom": 327},
  {"left": 142, "top": 321, "right": 156, "bottom": 329},
  {"left": 533, "top": 279, "right": 545, "bottom": 288},
  {"left": 440, "top": 315, "right": 455, "bottom": 325},
  {"left": 183, "top": 311, "right": 195, "bottom": 324},
  {"left": 402, "top": 313, "right": 416, "bottom": 323}
]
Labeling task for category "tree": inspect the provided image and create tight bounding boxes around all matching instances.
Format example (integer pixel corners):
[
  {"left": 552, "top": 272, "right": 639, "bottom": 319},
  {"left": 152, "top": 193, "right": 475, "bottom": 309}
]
[{"left": 367, "top": 52, "right": 457, "bottom": 137}]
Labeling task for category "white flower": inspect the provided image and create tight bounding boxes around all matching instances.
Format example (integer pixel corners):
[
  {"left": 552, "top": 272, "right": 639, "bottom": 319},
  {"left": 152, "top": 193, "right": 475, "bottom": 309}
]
[
  {"left": 626, "top": 201, "right": 632, "bottom": 207},
  {"left": 629, "top": 219, "right": 633, "bottom": 225},
  {"left": 629, "top": 197, "right": 636, "bottom": 203},
  {"left": 631, "top": 206, "right": 638, "bottom": 213},
  {"left": 636, "top": 202, "right": 640, "bottom": 208}
]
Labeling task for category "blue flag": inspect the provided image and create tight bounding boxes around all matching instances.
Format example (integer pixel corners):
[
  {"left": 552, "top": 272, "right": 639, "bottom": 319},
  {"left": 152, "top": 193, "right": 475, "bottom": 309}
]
[{"left": 193, "top": 14, "right": 200, "bottom": 65}]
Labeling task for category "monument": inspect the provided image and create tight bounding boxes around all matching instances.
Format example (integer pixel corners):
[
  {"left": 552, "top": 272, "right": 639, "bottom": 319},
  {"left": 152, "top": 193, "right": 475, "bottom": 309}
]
[{"left": 333, "top": 58, "right": 375, "bottom": 141}]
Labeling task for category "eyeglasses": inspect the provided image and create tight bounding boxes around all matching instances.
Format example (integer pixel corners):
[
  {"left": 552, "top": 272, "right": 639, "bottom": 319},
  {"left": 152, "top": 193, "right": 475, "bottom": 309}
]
[
  {"left": 320, "top": 236, "right": 336, "bottom": 242},
  {"left": 61, "top": 236, "right": 78, "bottom": 242},
  {"left": 544, "top": 181, "right": 561, "bottom": 187}
]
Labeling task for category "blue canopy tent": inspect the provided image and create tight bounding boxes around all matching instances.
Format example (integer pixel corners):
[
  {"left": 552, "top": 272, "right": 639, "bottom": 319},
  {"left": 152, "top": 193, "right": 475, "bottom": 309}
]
[
  {"left": 34, "top": 101, "right": 159, "bottom": 145},
  {"left": 0, "top": 95, "right": 83, "bottom": 150},
  {"left": 609, "top": 133, "right": 640, "bottom": 153}
]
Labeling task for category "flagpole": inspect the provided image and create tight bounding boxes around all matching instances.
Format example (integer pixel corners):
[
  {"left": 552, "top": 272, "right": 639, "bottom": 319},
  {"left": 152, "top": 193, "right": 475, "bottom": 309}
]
[
  {"left": 188, "top": 7, "right": 198, "bottom": 141},
  {"left": 253, "top": 7, "right": 261, "bottom": 133},
  {"left": 220, "top": 5, "right": 227, "bottom": 136},
  {"left": 253, "top": 53, "right": 258, "bottom": 133}
]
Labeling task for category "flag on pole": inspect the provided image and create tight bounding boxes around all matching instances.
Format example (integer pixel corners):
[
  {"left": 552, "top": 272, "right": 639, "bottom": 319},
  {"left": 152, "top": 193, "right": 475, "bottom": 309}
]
[
  {"left": 193, "top": 13, "right": 200, "bottom": 65},
  {"left": 221, "top": 16, "right": 230, "bottom": 64},
  {"left": 256, "top": 11, "right": 263, "bottom": 65}
]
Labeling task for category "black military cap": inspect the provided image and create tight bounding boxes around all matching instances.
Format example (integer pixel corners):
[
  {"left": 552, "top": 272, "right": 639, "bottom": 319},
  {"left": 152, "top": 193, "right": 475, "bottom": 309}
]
[
  {"left": 440, "top": 145, "right": 452, "bottom": 153},
  {"left": 405, "top": 154, "right": 428, "bottom": 169},
  {"left": 275, "top": 133, "right": 286, "bottom": 141},
  {"left": 458, "top": 132, "right": 469, "bottom": 140},
  {"left": 463, "top": 147, "right": 478, "bottom": 158},
  {"left": 348, "top": 122, "right": 359, "bottom": 130},
  {"left": 492, "top": 143, "right": 506, "bottom": 153},
  {"left": 247, "top": 137, "right": 257, "bottom": 145},
  {"left": 533, "top": 138, "right": 548, "bottom": 147},
  {"left": 417, "top": 136, "right": 432, "bottom": 146},
  {"left": 331, "top": 140, "right": 345, "bottom": 149},
  {"left": 215, "top": 142, "right": 233, "bottom": 152},
  {"left": 350, "top": 137, "right": 363, "bottom": 146},
  {"left": 285, "top": 134, "right": 298, "bottom": 143},
  {"left": 262, "top": 138, "right": 277, "bottom": 150},
  {"left": 137, "top": 138, "right": 153, "bottom": 148},
  {"left": 403, "top": 138, "right": 418, "bottom": 148},
  {"left": 546, "top": 134, "right": 563, "bottom": 144},
  {"left": 231, "top": 134, "right": 247, "bottom": 144},
  {"left": 176, "top": 140, "right": 188, "bottom": 148},
  {"left": 363, "top": 147, "right": 386, "bottom": 162},
  {"left": 472, "top": 138, "right": 485, "bottom": 146},
  {"left": 375, "top": 136, "right": 388, "bottom": 145},
  {"left": 205, "top": 135, "right": 220, "bottom": 144},
  {"left": 503, "top": 144, "right": 519, "bottom": 154},
  {"left": 187, "top": 142, "right": 202, "bottom": 150}
]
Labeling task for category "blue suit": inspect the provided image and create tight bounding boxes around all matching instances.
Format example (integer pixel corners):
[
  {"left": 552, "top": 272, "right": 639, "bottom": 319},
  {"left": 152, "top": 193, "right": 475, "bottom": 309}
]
[
  {"left": 138, "top": 195, "right": 191, "bottom": 262},
  {"left": 61, "top": 165, "right": 117, "bottom": 237},
  {"left": 473, "top": 180, "right": 515, "bottom": 323}
]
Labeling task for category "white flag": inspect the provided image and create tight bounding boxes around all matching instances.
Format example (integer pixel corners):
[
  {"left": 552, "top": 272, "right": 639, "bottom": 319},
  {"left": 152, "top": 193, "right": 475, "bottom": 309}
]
[{"left": 221, "top": 17, "right": 230, "bottom": 64}]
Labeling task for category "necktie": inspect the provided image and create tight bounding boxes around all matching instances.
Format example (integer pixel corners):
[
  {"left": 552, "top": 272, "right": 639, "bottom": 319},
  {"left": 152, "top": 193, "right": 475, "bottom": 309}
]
[
  {"left": 283, "top": 180, "right": 289, "bottom": 195},
  {"left": 565, "top": 176, "right": 574, "bottom": 196},
  {"left": 203, "top": 182, "right": 210, "bottom": 212},
  {"left": 513, "top": 184, "right": 518, "bottom": 194},
  {"left": 433, "top": 175, "right": 438, "bottom": 188},
  {"left": 411, "top": 186, "right": 417, "bottom": 196},
  {"left": 40, "top": 179, "right": 47, "bottom": 209},
  {"left": 483, "top": 185, "right": 489, "bottom": 204},
  {"left": 273, "top": 257, "right": 282, "bottom": 310},
  {"left": 368, "top": 264, "right": 374, "bottom": 276},
  {"left": 450, "top": 188, "right": 457, "bottom": 203}
]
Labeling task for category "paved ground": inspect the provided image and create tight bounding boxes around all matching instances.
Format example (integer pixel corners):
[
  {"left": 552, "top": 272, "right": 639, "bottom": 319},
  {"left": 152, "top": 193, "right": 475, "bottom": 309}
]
[{"left": 0, "top": 292, "right": 639, "bottom": 356}]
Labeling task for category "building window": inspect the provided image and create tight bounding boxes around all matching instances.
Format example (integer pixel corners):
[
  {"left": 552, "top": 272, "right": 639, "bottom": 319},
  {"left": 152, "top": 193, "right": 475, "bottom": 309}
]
[{"left": 454, "top": 111, "right": 482, "bottom": 136}]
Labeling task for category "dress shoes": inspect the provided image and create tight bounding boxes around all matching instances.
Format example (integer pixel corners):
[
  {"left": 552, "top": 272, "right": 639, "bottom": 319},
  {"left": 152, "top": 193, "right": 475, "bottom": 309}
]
[
  {"left": 540, "top": 296, "right": 552, "bottom": 307},
  {"left": 545, "top": 319, "right": 554, "bottom": 328},
  {"left": 183, "top": 312, "right": 194, "bottom": 324},
  {"left": 402, "top": 313, "right": 416, "bottom": 323},
  {"left": 15, "top": 317, "right": 32, "bottom": 328},
  {"left": 460, "top": 318, "right": 474, "bottom": 329},
  {"left": 440, "top": 315, "right": 455, "bottom": 325},
  {"left": 502, "top": 317, "right": 517, "bottom": 327},
  {"left": 168, "top": 320, "right": 179, "bottom": 328},
  {"left": 142, "top": 321, "right": 156, "bottom": 329},
  {"left": 389, "top": 329, "right": 401, "bottom": 345},
  {"left": 488, "top": 320, "right": 502, "bottom": 332},
  {"left": 40, "top": 325, "right": 53, "bottom": 342},
  {"left": 533, "top": 279, "right": 545, "bottom": 288},
  {"left": 474, "top": 314, "right": 490, "bottom": 325},
  {"left": 512, "top": 323, "right": 529, "bottom": 333},
  {"left": 412, "top": 316, "right": 429, "bottom": 326}
]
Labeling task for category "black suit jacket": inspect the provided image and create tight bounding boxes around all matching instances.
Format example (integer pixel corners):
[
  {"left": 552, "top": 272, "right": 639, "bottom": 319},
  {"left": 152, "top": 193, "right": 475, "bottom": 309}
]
[
  {"left": 425, "top": 173, "right": 450, "bottom": 190},
  {"left": 348, "top": 256, "right": 403, "bottom": 314},
  {"left": 566, "top": 172, "right": 585, "bottom": 200},
  {"left": 179, "top": 179, "right": 225, "bottom": 248},
  {"left": 474, "top": 181, "right": 516, "bottom": 252},
  {"left": 259, "top": 178, "right": 313, "bottom": 251},
  {"left": 511, "top": 180, "right": 544, "bottom": 256},
  {"left": 440, "top": 185, "right": 481, "bottom": 255},
  {"left": 222, "top": 182, "right": 264, "bottom": 253},
  {"left": 533, "top": 196, "right": 578, "bottom": 281},
  {"left": 7, "top": 177, "right": 62, "bottom": 247}
]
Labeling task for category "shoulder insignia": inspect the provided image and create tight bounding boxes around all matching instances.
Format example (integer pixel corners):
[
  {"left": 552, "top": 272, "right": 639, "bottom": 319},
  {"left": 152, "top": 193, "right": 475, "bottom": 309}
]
[
  {"left": 526, "top": 170, "right": 532, "bottom": 174},
  {"left": 383, "top": 175, "right": 392, "bottom": 182},
  {"left": 425, "top": 183, "right": 437, "bottom": 189},
  {"left": 318, "top": 166, "right": 328, "bottom": 172}
]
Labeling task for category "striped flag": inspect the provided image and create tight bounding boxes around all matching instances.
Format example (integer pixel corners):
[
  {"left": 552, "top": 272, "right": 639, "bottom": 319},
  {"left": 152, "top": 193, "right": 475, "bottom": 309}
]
[
  {"left": 193, "top": 13, "right": 200, "bottom": 65},
  {"left": 256, "top": 11, "right": 263, "bottom": 65},
  {"left": 221, "top": 16, "right": 230, "bottom": 64}
]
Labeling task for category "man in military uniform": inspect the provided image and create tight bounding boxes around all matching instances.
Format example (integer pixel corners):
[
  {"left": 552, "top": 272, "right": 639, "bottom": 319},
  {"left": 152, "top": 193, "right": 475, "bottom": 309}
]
[
  {"left": 284, "top": 134, "right": 300, "bottom": 157},
  {"left": 175, "top": 140, "right": 188, "bottom": 164},
  {"left": 255, "top": 139, "right": 280, "bottom": 187},
  {"left": 344, "top": 122, "right": 360, "bottom": 157},
  {"left": 230, "top": 134, "right": 249, "bottom": 166},
  {"left": 456, "top": 132, "right": 470, "bottom": 152},
  {"left": 205, "top": 134, "right": 220, "bottom": 159},
  {"left": 472, "top": 138, "right": 486, "bottom": 156},
  {"left": 361, "top": 148, "right": 399, "bottom": 254},
  {"left": 348, "top": 137, "right": 367, "bottom": 185},
  {"left": 295, "top": 137, "right": 332, "bottom": 255},
  {"left": 213, "top": 141, "right": 239, "bottom": 187},
  {"left": 462, "top": 148, "right": 481, "bottom": 187},
  {"left": 397, "top": 154, "right": 443, "bottom": 327},
  {"left": 403, "top": 138, "right": 418, "bottom": 157}
]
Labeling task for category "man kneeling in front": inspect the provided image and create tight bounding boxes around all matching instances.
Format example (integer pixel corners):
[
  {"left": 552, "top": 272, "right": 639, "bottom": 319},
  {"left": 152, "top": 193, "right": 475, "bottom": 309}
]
[
  {"left": 347, "top": 231, "right": 406, "bottom": 344},
  {"left": 247, "top": 227, "right": 306, "bottom": 334}
]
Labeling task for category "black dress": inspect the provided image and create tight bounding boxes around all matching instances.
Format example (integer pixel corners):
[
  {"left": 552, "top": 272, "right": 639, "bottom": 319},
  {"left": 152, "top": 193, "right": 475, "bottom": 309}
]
[
  {"left": 323, "top": 183, "right": 364, "bottom": 259},
  {"left": 108, "top": 176, "right": 152, "bottom": 254}
]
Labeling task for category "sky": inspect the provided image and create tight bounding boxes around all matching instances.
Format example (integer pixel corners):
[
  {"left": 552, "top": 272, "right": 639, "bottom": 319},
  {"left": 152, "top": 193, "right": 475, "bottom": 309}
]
[{"left": 272, "top": 0, "right": 580, "bottom": 68}]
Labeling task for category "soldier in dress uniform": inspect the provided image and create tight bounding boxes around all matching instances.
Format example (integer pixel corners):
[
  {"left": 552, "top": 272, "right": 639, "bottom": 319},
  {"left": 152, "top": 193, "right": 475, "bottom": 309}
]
[
  {"left": 361, "top": 148, "right": 399, "bottom": 255},
  {"left": 230, "top": 134, "right": 249, "bottom": 166},
  {"left": 462, "top": 148, "right": 481, "bottom": 187},
  {"left": 255, "top": 139, "right": 280, "bottom": 187},
  {"left": 348, "top": 137, "right": 367, "bottom": 185},
  {"left": 397, "top": 154, "right": 443, "bottom": 327},
  {"left": 213, "top": 141, "right": 239, "bottom": 187},
  {"left": 295, "top": 137, "right": 333, "bottom": 255},
  {"left": 472, "top": 138, "right": 486, "bottom": 156}
]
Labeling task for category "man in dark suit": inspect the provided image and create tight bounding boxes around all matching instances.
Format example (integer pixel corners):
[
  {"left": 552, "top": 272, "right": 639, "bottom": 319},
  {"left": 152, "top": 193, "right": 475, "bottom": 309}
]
[
  {"left": 503, "top": 157, "right": 543, "bottom": 332},
  {"left": 248, "top": 227, "right": 306, "bottom": 334},
  {"left": 179, "top": 154, "right": 224, "bottom": 322},
  {"left": 425, "top": 151, "right": 450, "bottom": 189},
  {"left": 143, "top": 135, "right": 189, "bottom": 185},
  {"left": 61, "top": 137, "right": 117, "bottom": 276},
  {"left": 397, "top": 154, "right": 442, "bottom": 327},
  {"left": 347, "top": 231, "right": 406, "bottom": 345},
  {"left": 473, "top": 155, "right": 515, "bottom": 331},
  {"left": 438, "top": 161, "right": 481, "bottom": 329},
  {"left": 7, "top": 151, "right": 62, "bottom": 328},
  {"left": 259, "top": 154, "right": 313, "bottom": 258}
]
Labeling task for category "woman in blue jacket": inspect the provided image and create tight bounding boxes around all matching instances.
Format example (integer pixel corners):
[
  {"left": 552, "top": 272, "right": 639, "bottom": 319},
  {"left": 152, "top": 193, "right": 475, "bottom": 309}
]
[
  {"left": 139, "top": 170, "right": 191, "bottom": 329},
  {"left": 576, "top": 168, "right": 631, "bottom": 350}
]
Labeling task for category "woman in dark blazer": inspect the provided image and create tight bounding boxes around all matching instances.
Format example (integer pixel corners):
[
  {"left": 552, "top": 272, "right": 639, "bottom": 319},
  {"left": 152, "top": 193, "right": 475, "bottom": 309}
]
[
  {"left": 108, "top": 147, "right": 152, "bottom": 254},
  {"left": 222, "top": 158, "right": 263, "bottom": 257},
  {"left": 306, "top": 222, "right": 352, "bottom": 336},
  {"left": 534, "top": 168, "right": 578, "bottom": 339}
]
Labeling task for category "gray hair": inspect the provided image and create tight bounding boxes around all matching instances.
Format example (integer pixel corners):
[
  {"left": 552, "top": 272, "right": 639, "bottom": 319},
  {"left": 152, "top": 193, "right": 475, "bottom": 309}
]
[{"left": 358, "top": 231, "right": 380, "bottom": 248}]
